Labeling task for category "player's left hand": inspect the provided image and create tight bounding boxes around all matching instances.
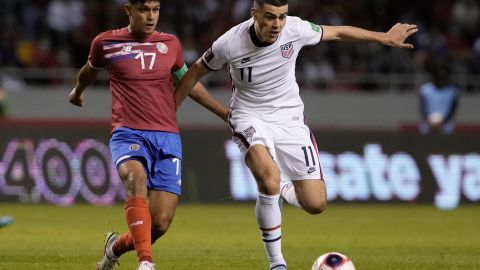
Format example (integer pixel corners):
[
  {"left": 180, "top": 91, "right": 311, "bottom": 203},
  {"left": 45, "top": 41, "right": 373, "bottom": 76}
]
[{"left": 384, "top": 23, "right": 418, "bottom": 49}]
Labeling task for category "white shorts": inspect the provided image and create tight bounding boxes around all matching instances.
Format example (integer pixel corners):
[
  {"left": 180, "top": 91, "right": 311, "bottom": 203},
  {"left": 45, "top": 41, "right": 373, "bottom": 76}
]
[{"left": 229, "top": 110, "right": 324, "bottom": 181}]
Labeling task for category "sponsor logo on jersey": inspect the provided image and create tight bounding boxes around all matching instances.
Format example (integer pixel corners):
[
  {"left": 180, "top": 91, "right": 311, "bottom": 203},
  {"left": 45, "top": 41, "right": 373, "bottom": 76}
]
[
  {"left": 280, "top": 42, "right": 294, "bottom": 59},
  {"left": 129, "top": 144, "right": 140, "bottom": 151},
  {"left": 310, "top": 22, "right": 321, "bottom": 33},
  {"left": 204, "top": 47, "right": 215, "bottom": 63},
  {"left": 308, "top": 167, "right": 317, "bottom": 174},
  {"left": 123, "top": 45, "right": 132, "bottom": 52},
  {"left": 243, "top": 126, "right": 257, "bottom": 138},
  {"left": 241, "top": 57, "right": 251, "bottom": 64},
  {"left": 156, "top": 42, "right": 168, "bottom": 54}
]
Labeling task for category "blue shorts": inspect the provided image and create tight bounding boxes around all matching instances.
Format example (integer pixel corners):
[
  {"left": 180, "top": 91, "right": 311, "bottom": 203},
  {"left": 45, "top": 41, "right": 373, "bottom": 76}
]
[{"left": 109, "top": 127, "right": 182, "bottom": 195}]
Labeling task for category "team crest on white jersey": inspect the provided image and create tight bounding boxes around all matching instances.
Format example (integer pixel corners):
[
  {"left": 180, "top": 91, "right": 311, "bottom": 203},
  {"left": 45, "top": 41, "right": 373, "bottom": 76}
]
[
  {"left": 280, "top": 42, "right": 294, "bottom": 59},
  {"left": 243, "top": 126, "right": 257, "bottom": 138},
  {"left": 156, "top": 42, "right": 168, "bottom": 54}
]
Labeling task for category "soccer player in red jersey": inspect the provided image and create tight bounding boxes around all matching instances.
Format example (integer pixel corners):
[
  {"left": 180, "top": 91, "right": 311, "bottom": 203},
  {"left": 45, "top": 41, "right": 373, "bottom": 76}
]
[{"left": 69, "top": 1, "right": 226, "bottom": 270}]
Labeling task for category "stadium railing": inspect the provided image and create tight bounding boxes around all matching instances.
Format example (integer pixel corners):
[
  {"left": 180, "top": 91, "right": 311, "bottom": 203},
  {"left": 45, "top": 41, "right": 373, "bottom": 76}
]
[{"left": 2, "top": 67, "right": 480, "bottom": 92}]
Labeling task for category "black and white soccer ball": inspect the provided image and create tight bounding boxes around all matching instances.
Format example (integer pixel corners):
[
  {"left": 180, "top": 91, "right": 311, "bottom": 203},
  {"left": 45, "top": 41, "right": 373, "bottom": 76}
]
[{"left": 311, "top": 252, "right": 355, "bottom": 270}]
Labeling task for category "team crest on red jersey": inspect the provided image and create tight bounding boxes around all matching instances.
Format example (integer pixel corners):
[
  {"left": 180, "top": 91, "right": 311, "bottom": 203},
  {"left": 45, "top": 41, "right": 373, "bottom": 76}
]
[
  {"left": 129, "top": 144, "right": 140, "bottom": 151},
  {"left": 243, "top": 126, "right": 257, "bottom": 138},
  {"left": 156, "top": 42, "right": 168, "bottom": 54},
  {"left": 280, "top": 42, "right": 294, "bottom": 59}
]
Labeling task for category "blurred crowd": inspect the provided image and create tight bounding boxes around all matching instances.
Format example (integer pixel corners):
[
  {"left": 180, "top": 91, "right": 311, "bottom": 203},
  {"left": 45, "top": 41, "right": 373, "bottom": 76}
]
[{"left": 1, "top": 0, "right": 479, "bottom": 91}]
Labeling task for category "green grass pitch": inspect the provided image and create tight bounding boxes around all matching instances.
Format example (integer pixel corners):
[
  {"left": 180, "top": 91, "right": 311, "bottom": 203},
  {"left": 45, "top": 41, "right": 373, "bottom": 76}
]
[{"left": 0, "top": 203, "right": 479, "bottom": 270}]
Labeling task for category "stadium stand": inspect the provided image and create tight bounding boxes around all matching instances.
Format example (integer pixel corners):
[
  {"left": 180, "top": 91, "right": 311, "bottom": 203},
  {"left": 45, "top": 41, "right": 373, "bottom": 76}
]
[{"left": 0, "top": 0, "right": 479, "bottom": 91}]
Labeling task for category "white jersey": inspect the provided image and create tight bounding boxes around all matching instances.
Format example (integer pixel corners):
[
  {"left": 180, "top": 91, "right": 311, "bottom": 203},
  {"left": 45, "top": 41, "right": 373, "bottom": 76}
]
[{"left": 202, "top": 16, "right": 323, "bottom": 123}]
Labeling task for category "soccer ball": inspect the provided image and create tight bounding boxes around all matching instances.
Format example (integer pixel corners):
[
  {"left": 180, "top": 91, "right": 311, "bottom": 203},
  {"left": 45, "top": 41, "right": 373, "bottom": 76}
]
[{"left": 311, "top": 252, "right": 355, "bottom": 270}]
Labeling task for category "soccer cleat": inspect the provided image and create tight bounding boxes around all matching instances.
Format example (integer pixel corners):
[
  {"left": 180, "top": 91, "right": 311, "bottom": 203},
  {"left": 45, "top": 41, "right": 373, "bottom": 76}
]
[
  {"left": 0, "top": 215, "right": 13, "bottom": 228},
  {"left": 137, "top": 261, "right": 155, "bottom": 270},
  {"left": 96, "top": 232, "right": 120, "bottom": 270},
  {"left": 270, "top": 264, "right": 287, "bottom": 270}
]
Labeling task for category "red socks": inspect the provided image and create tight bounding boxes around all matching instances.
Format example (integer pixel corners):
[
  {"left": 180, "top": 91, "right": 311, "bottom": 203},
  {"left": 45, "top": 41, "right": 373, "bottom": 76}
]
[
  {"left": 120, "top": 197, "right": 152, "bottom": 263},
  {"left": 112, "top": 232, "right": 134, "bottom": 257}
]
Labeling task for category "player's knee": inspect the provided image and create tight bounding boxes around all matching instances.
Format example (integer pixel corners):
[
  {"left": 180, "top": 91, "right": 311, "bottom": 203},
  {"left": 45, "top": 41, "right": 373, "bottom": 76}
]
[
  {"left": 256, "top": 170, "right": 281, "bottom": 195},
  {"left": 258, "top": 177, "right": 280, "bottom": 195},
  {"left": 151, "top": 216, "right": 173, "bottom": 243},
  {"left": 121, "top": 171, "right": 147, "bottom": 196},
  {"left": 304, "top": 199, "right": 328, "bottom": 215}
]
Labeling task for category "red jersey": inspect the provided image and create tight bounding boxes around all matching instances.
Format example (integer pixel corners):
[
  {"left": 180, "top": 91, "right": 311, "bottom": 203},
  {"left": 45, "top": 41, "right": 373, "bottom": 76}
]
[{"left": 88, "top": 27, "right": 183, "bottom": 133}]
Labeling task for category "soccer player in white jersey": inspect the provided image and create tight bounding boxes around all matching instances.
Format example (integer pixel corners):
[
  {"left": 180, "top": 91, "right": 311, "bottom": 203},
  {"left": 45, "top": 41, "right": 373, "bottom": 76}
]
[{"left": 176, "top": 0, "right": 418, "bottom": 269}]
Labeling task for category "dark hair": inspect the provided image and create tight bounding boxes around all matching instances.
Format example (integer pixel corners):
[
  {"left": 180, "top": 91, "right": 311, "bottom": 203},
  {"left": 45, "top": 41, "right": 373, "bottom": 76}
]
[
  {"left": 128, "top": 0, "right": 160, "bottom": 5},
  {"left": 254, "top": 0, "right": 288, "bottom": 8}
]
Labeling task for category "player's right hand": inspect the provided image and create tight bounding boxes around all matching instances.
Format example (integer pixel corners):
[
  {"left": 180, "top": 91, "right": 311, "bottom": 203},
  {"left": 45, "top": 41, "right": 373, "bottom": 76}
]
[
  {"left": 384, "top": 23, "right": 418, "bottom": 49},
  {"left": 69, "top": 88, "right": 84, "bottom": 107}
]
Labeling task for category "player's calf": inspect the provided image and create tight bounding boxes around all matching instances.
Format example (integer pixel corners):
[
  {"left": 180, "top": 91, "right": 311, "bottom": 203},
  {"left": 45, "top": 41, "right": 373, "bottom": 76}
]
[
  {"left": 150, "top": 216, "right": 173, "bottom": 244},
  {"left": 300, "top": 196, "right": 327, "bottom": 215},
  {"left": 290, "top": 179, "right": 328, "bottom": 214}
]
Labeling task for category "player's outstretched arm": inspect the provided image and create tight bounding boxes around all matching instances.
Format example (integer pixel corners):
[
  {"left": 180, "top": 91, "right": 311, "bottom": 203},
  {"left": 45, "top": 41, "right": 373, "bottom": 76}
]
[
  {"left": 174, "top": 59, "right": 210, "bottom": 110},
  {"left": 321, "top": 23, "right": 418, "bottom": 49},
  {"left": 69, "top": 62, "right": 100, "bottom": 107},
  {"left": 189, "top": 83, "right": 229, "bottom": 122}
]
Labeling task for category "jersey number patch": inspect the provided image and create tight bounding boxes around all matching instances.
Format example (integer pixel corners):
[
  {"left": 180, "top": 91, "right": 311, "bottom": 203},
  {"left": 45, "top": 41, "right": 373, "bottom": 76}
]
[
  {"left": 240, "top": 67, "right": 253, "bottom": 83},
  {"left": 302, "top": 146, "right": 316, "bottom": 166},
  {"left": 135, "top": 52, "right": 157, "bottom": 70}
]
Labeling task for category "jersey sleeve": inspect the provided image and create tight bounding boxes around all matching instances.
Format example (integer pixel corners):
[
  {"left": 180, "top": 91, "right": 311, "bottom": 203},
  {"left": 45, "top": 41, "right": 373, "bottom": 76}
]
[
  {"left": 171, "top": 36, "right": 185, "bottom": 72},
  {"left": 171, "top": 36, "right": 187, "bottom": 84},
  {"left": 296, "top": 17, "right": 323, "bottom": 46},
  {"left": 88, "top": 34, "right": 106, "bottom": 69},
  {"left": 201, "top": 32, "right": 230, "bottom": 71}
]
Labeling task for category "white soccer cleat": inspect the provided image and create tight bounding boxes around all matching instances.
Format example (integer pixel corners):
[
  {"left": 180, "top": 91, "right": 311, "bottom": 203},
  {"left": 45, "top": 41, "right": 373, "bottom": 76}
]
[
  {"left": 96, "top": 232, "right": 120, "bottom": 270},
  {"left": 137, "top": 261, "right": 155, "bottom": 270},
  {"left": 270, "top": 264, "right": 287, "bottom": 270}
]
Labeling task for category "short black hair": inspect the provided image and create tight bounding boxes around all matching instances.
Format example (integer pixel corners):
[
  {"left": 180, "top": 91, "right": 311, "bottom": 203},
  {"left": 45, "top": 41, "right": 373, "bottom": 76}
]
[
  {"left": 254, "top": 0, "right": 288, "bottom": 8},
  {"left": 127, "top": 0, "right": 160, "bottom": 5}
]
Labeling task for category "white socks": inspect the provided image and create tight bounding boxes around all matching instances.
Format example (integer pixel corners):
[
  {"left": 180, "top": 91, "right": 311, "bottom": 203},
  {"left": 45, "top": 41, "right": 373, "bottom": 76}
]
[
  {"left": 256, "top": 193, "right": 286, "bottom": 268},
  {"left": 280, "top": 182, "right": 302, "bottom": 209}
]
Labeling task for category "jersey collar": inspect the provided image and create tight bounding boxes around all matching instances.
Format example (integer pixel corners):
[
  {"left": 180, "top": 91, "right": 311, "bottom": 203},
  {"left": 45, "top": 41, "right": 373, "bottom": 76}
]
[{"left": 249, "top": 25, "right": 275, "bottom": 47}]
